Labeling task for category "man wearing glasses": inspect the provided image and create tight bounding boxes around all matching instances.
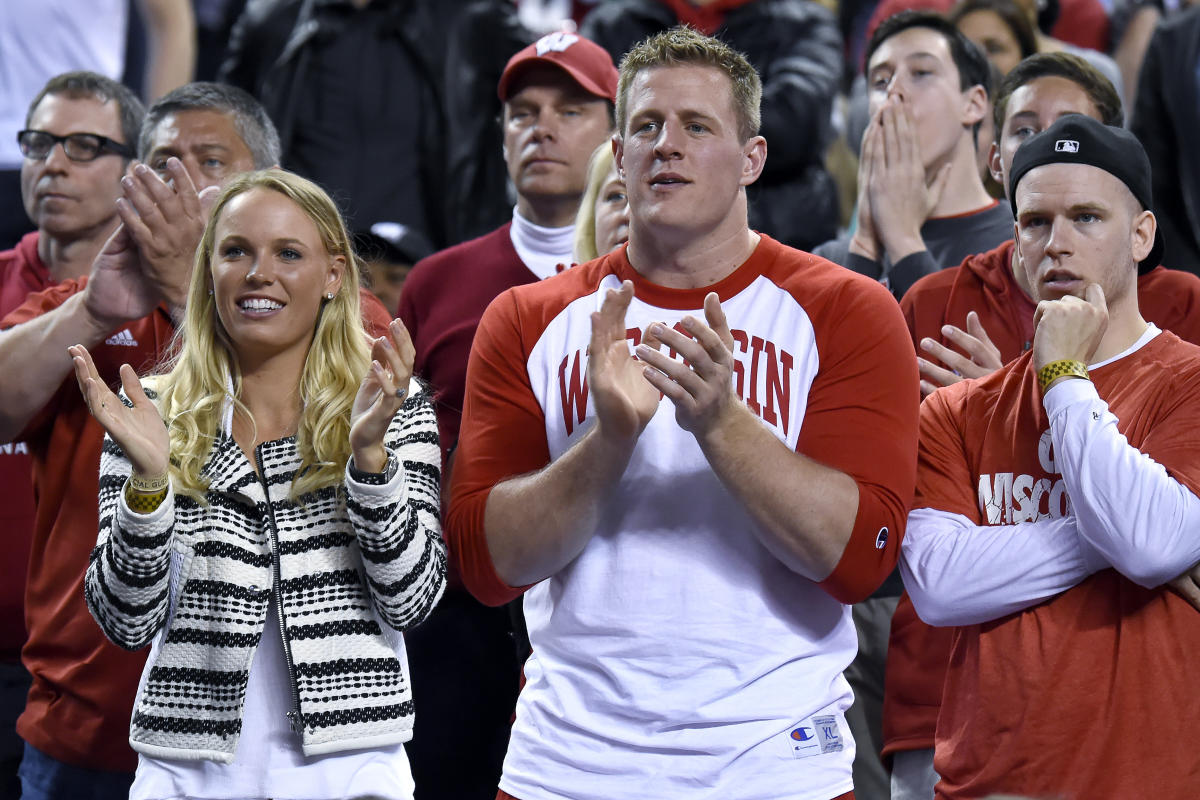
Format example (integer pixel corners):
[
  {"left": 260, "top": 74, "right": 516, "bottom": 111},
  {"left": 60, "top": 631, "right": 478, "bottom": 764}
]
[{"left": 0, "top": 70, "right": 143, "bottom": 800}]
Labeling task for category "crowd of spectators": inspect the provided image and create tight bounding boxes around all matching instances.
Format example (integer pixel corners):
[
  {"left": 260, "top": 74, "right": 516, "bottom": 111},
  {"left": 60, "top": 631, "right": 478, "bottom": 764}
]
[{"left": 4, "top": 0, "right": 1200, "bottom": 799}]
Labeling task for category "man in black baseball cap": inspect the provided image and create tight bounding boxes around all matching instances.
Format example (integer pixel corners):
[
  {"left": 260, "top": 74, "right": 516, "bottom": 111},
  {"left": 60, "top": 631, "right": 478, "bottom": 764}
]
[
  {"left": 900, "top": 108, "right": 1200, "bottom": 798},
  {"left": 1009, "top": 112, "right": 1164, "bottom": 272}
]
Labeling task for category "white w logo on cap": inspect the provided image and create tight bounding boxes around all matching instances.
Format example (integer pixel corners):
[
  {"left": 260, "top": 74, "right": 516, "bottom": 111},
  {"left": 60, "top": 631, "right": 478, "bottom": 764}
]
[{"left": 536, "top": 32, "right": 579, "bottom": 55}]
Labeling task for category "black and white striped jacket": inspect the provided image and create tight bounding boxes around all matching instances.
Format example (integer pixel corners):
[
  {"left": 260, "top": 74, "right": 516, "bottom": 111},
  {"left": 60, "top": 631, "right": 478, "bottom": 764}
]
[{"left": 84, "top": 381, "right": 446, "bottom": 762}]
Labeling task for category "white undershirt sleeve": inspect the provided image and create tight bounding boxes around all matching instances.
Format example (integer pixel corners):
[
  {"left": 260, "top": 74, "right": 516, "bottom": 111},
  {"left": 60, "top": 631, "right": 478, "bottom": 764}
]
[
  {"left": 900, "top": 507, "right": 1108, "bottom": 626},
  {"left": 1044, "top": 377, "right": 1200, "bottom": 587}
]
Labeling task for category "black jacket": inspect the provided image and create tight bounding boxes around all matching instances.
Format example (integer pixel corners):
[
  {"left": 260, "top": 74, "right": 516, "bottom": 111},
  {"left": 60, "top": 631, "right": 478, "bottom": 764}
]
[
  {"left": 441, "top": 0, "right": 533, "bottom": 244},
  {"left": 581, "top": 0, "right": 843, "bottom": 251},
  {"left": 1132, "top": 6, "right": 1200, "bottom": 274},
  {"left": 218, "top": 0, "right": 452, "bottom": 247}
]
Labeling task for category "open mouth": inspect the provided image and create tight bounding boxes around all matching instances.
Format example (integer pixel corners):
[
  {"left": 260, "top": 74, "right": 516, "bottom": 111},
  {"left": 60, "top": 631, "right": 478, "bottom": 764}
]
[
  {"left": 1041, "top": 269, "right": 1081, "bottom": 289},
  {"left": 650, "top": 174, "right": 688, "bottom": 187}
]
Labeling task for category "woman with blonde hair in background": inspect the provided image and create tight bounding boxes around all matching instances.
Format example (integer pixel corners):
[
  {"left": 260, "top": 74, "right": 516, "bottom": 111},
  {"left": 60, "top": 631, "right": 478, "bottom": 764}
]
[
  {"left": 572, "top": 142, "right": 629, "bottom": 264},
  {"left": 72, "top": 169, "right": 446, "bottom": 800}
]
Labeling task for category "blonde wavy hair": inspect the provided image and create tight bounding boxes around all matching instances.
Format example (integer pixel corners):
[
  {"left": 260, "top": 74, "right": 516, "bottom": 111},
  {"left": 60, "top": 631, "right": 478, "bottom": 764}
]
[{"left": 155, "top": 169, "right": 369, "bottom": 500}]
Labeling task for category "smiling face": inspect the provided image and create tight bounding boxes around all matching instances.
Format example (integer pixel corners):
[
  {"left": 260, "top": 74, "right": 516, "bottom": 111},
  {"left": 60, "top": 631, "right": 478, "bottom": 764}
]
[
  {"left": 144, "top": 109, "right": 257, "bottom": 191},
  {"left": 615, "top": 64, "right": 764, "bottom": 241},
  {"left": 210, "top": 187, "right": 344, "bottom": 365},
  {"left": 20, "top": 93, "right": 126, "bottom": 241},
  {"left": 991, "top": 76, "right": 1102, "bottom": 198},
  {"left": 592, "top": 160, "right": 629, "bottom": 255},
  {"left": 1013, "top": 162, "right": 1153, "bottom": 306},
  {"left": 867, "top": 26, "right": 985, "bottom": 170},
  {"left": 502, "top": 66, "right": 613, "bottom": 222}
]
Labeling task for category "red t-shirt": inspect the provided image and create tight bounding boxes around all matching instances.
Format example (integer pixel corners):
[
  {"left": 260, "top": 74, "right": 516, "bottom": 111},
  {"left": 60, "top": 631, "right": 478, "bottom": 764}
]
[
  {"left": 916, "top": 335, "right": 1200, "bottom": 799},
  {"left": 2, "top": 281, "right": 392, "bottom": 771},
  {"left": 885, "top": 244, "right": 1200, "bottom": 758},
  {"left": 0, "top": 233, "right": 52, "bottom": 662}
]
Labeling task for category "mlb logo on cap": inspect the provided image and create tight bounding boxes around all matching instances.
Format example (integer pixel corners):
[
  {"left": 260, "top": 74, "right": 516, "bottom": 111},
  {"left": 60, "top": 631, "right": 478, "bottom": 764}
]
[{"left": 1055, "top": 140, "right": 1080, "bottom": 153}]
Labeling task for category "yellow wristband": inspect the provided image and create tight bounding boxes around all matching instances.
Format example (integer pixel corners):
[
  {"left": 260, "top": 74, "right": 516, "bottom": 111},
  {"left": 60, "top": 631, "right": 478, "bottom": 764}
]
[
  {"left": 1037, "top": 359, "right": 1090, "bottom": 392},
  {"left": 128, "top": 471, "right": 169, "bottom": 494},
  {"left": 124, "top": 480, "right": 168, "bottom": 514}
]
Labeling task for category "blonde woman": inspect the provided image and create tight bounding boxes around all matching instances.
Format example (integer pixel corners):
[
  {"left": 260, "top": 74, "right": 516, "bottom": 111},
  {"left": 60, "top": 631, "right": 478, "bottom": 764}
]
[
  {"left": 572, "top": 142, "right": 630, "bottom": 264},
  {"left": 71, "top": 170, "right": 446, "bottom": 800}
]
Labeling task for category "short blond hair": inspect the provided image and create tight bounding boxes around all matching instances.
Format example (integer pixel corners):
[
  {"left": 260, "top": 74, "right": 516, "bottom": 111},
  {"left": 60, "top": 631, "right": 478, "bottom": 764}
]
[{"left": 616, "top": 26, "right": 762, "bottom": 142}]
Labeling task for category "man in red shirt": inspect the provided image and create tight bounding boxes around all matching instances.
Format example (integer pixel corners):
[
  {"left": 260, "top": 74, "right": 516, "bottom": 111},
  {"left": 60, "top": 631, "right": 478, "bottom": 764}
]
[
  {"left": 901, "top": 113, "right": 1200, "bottom": 799},
  {"left": 888, "top": 52, "right": 1200, "bottom": 799},
  {"left": 886, "top": 51, "right": 1200, "bottom": 799},
  {"left": 0, "top": 71, "right": 144, "bottom": 799}
]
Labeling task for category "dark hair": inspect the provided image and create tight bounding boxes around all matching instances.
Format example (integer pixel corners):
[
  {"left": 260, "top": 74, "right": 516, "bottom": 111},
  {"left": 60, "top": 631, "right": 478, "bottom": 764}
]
[
  {"left": 866, "top": 10, "right": 992, "bottom": 95},
  {"left": 139, "top": 82, "right": 281, "bottom": 168},
  {"left": 949, "top": 0, "right": 1038, "bottom": 67},
  {"left": 992, "top": 51, "right": 1123, "bottom": 139},
  {"left": 1035, "top": 0, "right": 1059, "bottom": 35},
  {"left": 25, "top": 71, "right": 145, "bottom": 159}
]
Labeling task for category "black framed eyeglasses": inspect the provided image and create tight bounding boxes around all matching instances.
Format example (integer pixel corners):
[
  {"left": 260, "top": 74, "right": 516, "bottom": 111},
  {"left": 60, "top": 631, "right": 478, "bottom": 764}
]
[{"left": 17, "top": 129, "right": 134, "bottom": 163}]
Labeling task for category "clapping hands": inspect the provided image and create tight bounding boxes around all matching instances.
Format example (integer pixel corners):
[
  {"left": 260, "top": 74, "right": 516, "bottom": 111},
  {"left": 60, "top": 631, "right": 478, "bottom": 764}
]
[
  {"left": 350, "top": 319, "right": 415, "bottom": 473},
  {"left": 69, "top": 344, "right": 169, "bottom": 478}
]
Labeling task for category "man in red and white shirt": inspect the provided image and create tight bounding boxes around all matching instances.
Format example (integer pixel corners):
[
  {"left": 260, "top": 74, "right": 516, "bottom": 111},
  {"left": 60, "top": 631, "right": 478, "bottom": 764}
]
[
  {"left": 901, "top": 114, "right": 1200, "bottom": 799},
  {"left": 447, "top": 26, "right": 919, "bottom": 800}
]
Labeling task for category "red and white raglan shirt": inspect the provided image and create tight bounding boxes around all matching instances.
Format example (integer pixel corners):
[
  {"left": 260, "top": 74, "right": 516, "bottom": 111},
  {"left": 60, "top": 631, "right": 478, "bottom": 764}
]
[
  {"left": 901, "top": 326, "right": 1200, "bottom": 799},
  {"left": 446, "top": 234, "right": 919, "bottom": 800}
]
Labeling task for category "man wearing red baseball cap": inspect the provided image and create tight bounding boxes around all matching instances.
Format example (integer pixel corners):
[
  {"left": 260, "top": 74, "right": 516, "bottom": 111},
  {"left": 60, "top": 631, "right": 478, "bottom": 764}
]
[{"left": 396, "top": 30, "right": 617, "bottom": 800}]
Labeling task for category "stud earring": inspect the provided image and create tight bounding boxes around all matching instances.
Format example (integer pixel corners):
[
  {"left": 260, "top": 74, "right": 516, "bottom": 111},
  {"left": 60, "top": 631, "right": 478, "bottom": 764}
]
[{"left": 325, "top": 292, "right": 335, "bottom": 300}]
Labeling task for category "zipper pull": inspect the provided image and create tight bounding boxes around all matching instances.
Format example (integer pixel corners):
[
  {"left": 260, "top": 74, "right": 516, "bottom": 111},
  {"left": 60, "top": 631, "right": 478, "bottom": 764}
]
[{"left": 287, "top": 709, "right": 303, "bottom": 734}]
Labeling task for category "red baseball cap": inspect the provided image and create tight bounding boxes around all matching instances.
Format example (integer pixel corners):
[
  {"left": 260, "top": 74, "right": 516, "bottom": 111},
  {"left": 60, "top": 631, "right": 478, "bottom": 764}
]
[{"left": 497, "top": 32, "right": 619, "bottom": 103}]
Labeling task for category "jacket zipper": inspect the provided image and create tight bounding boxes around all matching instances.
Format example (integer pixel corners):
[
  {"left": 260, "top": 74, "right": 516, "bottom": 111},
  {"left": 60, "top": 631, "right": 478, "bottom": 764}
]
[{"left": 255, "top": 445, "right": 304, "bottom": 735}]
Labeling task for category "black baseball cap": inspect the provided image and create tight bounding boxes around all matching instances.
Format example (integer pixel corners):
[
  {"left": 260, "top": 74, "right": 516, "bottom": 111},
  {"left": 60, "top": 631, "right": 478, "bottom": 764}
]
[{"left": 1009, "top": 114, "right": 1164, "bottom": 273}]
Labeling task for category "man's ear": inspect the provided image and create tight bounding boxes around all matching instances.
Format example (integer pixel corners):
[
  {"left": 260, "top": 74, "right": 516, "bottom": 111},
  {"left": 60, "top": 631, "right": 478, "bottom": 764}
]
[
  {"left": 1012, "top": 219, "right": 1029, "bottom": 280},
  {"left": 961, "top": 85, "right": 988, "bottom": 128},
  {"left": 612, "top": 133, "right": 624, "bottom": 177},
  {"left": 739, "top": 135, "right": 767, "bottom": 187},
  {"left": 1131, "top": 210, "right": 1157, "bottom": 264},
  {"left": 987, "top": 140, "right": 1004, "bottom": 186}
]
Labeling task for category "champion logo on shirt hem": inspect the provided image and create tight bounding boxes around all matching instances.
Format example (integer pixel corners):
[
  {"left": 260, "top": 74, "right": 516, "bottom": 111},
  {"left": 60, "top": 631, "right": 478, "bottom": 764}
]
[
  {"left": 786, "top": 715, "right": 844, "bottom": 759},
  {"left": 105, "top": 329, "right": 139, "bottom": 346}
]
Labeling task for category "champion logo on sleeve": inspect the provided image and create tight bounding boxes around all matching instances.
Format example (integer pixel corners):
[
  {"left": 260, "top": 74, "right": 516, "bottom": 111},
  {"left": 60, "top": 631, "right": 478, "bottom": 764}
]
[{"left": 104, "top": 329, "right": 139, "bottom": 346}]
